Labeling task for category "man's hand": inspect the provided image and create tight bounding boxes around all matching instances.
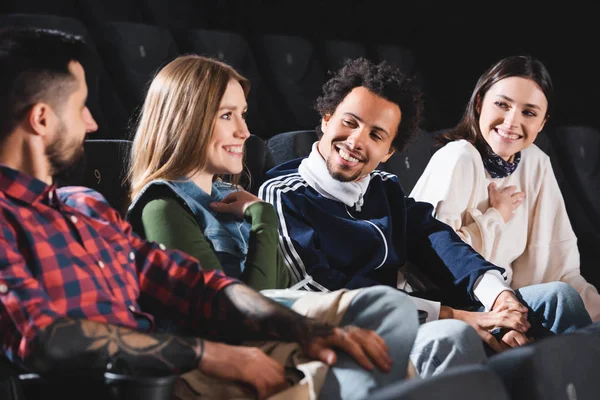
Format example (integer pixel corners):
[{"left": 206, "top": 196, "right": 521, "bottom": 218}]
[
  {"left": 199, "top": 341, "right": 288, "bottom": 400},
  {"left": 302, "top": 326, "right": 393, "bottom": 372},
  {"left": 489, "top": 291, "right": 532, "bottom": 351},
  {"left": 216, "top": 284, "right": 393, "bottom": 379},
  {"left": 209, "top": 190, "right": 262, "bottom": 219},
  {"left": 499, "top": 329, "right": 531, "bottom": 349},
  {"left": 442, "top": 304, "right": 530, "bottom": 353},
  {"left": 491, "top": 290, "right": 528, "bottom": 314}
]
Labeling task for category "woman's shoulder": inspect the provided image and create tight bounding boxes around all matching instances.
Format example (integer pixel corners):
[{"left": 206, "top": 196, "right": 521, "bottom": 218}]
[
  {"left": 522, "top": 143, "right": 550, "bottom": 159},
  {"left": 521, "top": 143, "right": 552, "bottom": 170},
  {"left": 438, "top": 139, "right": 479, "bottom": 155},
  {"left": 431, "top": 139, "right": 483, "bottom": 168},
  {"left": 128, "top": 181, "right": 190, "bottom": 220},
  {"left": 130, "top": 179, "right": 178, "bottom": 206}
]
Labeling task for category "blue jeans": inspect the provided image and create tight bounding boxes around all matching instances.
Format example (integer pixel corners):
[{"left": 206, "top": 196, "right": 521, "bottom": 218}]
[
  {"left": 479, "top": 281, "right": 591, "bottom": 356},
  {"left": 409, "top": 319, "right": 487, "bottom": 378},
  {"left": 514, "top": 281, "right": 592, "bottom": 337},
  {"left": 319, "top": 286, "right": 419, "bottom": 400},
  {"left": 319, "top": 286, "right": 487, "bottom": 399}
]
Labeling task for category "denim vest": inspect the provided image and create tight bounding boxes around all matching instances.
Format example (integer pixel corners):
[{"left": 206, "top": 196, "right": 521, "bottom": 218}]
[{"left": 128, "top": 179, "right": 250, "bottom": 278}]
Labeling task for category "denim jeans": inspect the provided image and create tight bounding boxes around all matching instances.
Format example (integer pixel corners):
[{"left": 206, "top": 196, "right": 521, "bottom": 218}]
[
  {"left": 410, "top": 282, "right": 592, "bottom": 377},
  {"left": 319, "top": 286, "right": 419, "bottom": 400},
  {"left": 409, "top": 319, "right": 487, "bottom": 378},
  {"left": 477, "top": 281, "right": 592, "bottom": 356},
  {"left": 514, "top": 281, "right": 592, "bottom": 337}
]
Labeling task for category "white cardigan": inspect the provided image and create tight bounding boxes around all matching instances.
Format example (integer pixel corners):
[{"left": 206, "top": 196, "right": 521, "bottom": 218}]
[{"left": 410, "top": 139, "right": 600, "bottom": 321}]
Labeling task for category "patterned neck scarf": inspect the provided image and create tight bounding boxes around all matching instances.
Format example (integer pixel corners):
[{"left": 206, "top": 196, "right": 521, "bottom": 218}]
[{"left": 481, "top": 144, "right": 521, "bottom": 178}]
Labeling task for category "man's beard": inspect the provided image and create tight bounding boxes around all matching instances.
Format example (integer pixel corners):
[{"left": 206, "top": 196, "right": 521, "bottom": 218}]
[
  {"left": 46, "top": 127, "right": 87, "bottom": 187},
  {"left": 326, "top": 158, "right": 362, "bottom": 182}
]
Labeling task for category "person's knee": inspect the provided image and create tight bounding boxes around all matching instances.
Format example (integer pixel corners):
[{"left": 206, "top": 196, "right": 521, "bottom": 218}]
[
  {"left": 542, "top": 281, "right": 584, "bottom": 308},
  {"left": 341, "top": 286, "right": 419, "bottom": 342},
  {"left": 352, "top": 285, "right": 416, "bottom": 315},
  {"left": 416, "top": 319, "right": 479, "bottom": 346},
  {"left": 435, "top": 319, "right": 479, "bottom": 343},
  {"left": 545, "top": 281, "right": 577, "bottom": 296},
  {"left": 411, "top": 319, "right": 486, "bottom": 376}
]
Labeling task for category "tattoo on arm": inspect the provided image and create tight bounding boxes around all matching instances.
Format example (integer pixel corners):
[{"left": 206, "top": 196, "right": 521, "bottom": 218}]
[
  {"left": 29, "top": 318, "right": 203, "bottom": 376},
  {"left": 218, "top": 284, "right": 334, "bottom": 344}
]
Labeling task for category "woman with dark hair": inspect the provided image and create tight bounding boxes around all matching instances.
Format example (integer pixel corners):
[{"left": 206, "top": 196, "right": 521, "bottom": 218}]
[{"left": 411, "top": 55, "right": 600, "bottom": 322}]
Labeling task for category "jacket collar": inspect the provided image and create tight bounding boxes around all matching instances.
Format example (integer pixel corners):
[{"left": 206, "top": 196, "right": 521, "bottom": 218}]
[{"left": 298, "top": 143, "right": 371, "bottom": 211}]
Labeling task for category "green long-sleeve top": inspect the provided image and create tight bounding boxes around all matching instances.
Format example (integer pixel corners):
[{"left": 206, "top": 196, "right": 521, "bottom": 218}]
[{"left": 137, "top": 196, "right": 292, "bottom": 291}]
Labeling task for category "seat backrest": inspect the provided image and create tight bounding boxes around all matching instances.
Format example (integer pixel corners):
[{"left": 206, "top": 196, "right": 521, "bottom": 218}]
[
  {"left": 0, "top": 356, "right": 25, "bottom": 400},
  {"left": 253, "top": 34, "right": 326, "bottom": 133},
  {"left": 487, "top": 333, "right": 600, "bottom": 400},
  {"left": 76, "top": 0, "right": 145, "bottom": 25},
  {"left": 371, "top": 43, "right": 416, "bottom": 78},
  {"left": 179, "top": 29, "right": 280, "bottom": 139},
  {"left": 240, "top": 134, "right": 274, "bottom": 195},
  {"left": 266, "top": 129, "right": 318, "bottom": 167},
  {"left": 0, "top": 13, "right": 129, "bottom": 139},
  {"left": 96, "top": 21, "right": 179, "bottom": 116},
  {"left": 2, "top": 0, "right": 78, "bottom": 17},
  {"left": 369, "top": 42, "right": 443, "bottom": 130},
  {"left": 547, "top": 125, "right": 600, "bottom": 224},
  {"left": 380, "top": 129, "right": 435, "bottom": 194},
  {"left": 370, "top": 364, "right": 510, "bottom": 400},
  {"left": 0, "top": 353, "right": 178, "bottom": 400},
  {"left": 140, "top": 0, "right": 199, "bottom": 33},
  {"left": 320, "top": 38, "right": 368, "bottom": 73},
  {"left": 543, "top": 125, "right": 600, "bottom": 288},
  {"left": 66, "top": 139, "right": 133, "bottom": 216}
]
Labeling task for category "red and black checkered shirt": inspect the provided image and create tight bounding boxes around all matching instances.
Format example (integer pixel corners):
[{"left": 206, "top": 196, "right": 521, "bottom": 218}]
[{"left": 0, "top": 165, "right": 238, "bottom": 364}]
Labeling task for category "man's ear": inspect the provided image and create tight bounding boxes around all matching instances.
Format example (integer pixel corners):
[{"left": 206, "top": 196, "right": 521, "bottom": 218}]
[
  {"left": 28, "top": 103, "right": 56, "bottom": 137},
  {"left": 381, "top": 146, "right": 396, "bottom": 163},
  {"left": 320, "top": 113, "right": 332, "bottom": 132}
]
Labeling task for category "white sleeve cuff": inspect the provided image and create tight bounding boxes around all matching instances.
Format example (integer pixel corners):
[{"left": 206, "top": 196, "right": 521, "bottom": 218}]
[
  {"left": 485, "top": 207, "right": 506, "bottom": 225},
  {"left": 473, "top": 270, "right": 513, "bottom": 311},
  {"left": 408, "top": 296, "right": 441, "bottom": 323}
]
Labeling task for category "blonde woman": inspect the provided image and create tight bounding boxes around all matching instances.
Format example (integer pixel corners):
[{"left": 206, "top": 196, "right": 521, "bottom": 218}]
[{"left": 127, "top": 55, "right": 291, "bottom": 291}]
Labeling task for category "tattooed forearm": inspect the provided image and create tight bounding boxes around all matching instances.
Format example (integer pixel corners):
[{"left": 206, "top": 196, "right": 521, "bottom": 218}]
[
  {"left": 28, "top": 318, "right": 202, "bottom": 376},
  {"left": 217, "top": 284, "right": 334, "bottom": 344}
]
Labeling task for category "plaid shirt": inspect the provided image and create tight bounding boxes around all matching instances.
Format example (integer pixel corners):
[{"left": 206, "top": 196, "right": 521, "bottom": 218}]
[{"left": 0, "top": 165, "right": 238, "bottom": 364}]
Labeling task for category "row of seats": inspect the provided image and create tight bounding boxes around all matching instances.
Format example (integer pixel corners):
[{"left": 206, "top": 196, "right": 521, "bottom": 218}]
[
  {"left": 71, "top": 128, "right": 435, "bottom": 218},
  {"left": 372, "top": 326, "right": 600, "bottom": 400},
  {"left": 4, "top": 327, "right": 600, "bottom": 399},
  {"left": 71, "top": 124, "right": 600, "bottom": 292},
  {"left": 5, "top": 123, "right": 600, "bottom": 398},
  {"left": 0, "top": 12, "right": 432, "bottom": 141}
]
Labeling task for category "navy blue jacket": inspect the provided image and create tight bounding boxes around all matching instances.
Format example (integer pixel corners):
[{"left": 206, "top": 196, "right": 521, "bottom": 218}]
[{"left": 259, "top": 158, "right": 506, "bottom": 306}]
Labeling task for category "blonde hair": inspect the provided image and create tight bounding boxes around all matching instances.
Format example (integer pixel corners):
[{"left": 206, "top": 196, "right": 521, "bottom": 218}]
[{"left": 127, "top": 54, "right": 250, "bottom": 201}]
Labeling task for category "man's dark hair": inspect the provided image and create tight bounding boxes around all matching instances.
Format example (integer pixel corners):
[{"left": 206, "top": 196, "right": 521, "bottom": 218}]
[
  {"left": 315, "top": 57, "right": 424, "bottom": 152},
  {"left": 0, "top": 27, "right": 89, "bottom": 143}
]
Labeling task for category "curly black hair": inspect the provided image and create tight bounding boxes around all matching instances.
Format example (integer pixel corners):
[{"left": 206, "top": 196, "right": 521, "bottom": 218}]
[{"left": 315, "top": 57, "right": 424, "bottom": 152}]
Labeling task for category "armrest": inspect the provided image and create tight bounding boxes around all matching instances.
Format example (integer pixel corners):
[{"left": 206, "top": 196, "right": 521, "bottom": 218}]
[{"left": 0, "top": 356, "right": 178, "bottom": 400}]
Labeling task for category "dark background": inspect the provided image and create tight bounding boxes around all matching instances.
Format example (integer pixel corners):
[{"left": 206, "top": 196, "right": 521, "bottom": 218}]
[
  {"left": 1, "top": 0, "right": 597, "bottom": 136},
  {"left": 2, "top": 1, "right": 600, "bottom": 289}
]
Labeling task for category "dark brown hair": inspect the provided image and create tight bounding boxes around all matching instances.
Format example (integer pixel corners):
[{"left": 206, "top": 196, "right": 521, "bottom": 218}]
[
  {"left": 437, "top": 55, "right": 554, "bottom": 150},
  {"left": 0, "top": 27, "right": 89, "bottom": 143}
]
